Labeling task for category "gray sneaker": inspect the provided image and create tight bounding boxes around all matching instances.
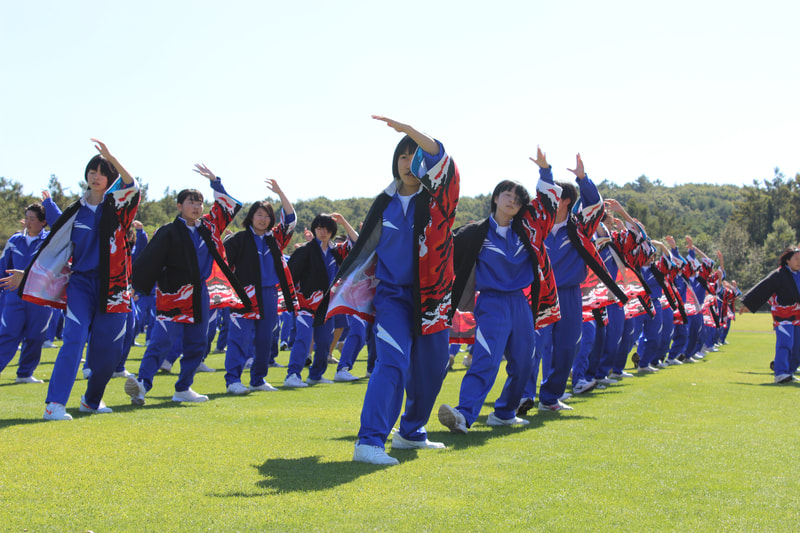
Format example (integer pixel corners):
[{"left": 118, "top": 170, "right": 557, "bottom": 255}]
[
  {"left": 438, "top": 404, "right": 468, "bottom": 434},
  {"left": 486, "top": 412, "right": 529, "bottom": 427}
]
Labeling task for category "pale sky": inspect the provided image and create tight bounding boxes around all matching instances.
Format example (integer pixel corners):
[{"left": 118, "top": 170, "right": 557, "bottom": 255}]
[{"left": 1, "top": 0, "right": 798, "bottom": 204}]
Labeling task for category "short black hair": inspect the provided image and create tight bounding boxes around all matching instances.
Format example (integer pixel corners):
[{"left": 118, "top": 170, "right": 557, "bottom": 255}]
[
  {"left": 311, "top": 213, "right": 337, "bottom": 236},
  {"left": 84, "top": 154, "right": 118, "bottom": 183},
  {"left": 779, "top": 247, "right": 800, "bottom": 267},
  {"left": 243, "top": 201, "right": 276, "bottom": 232},
  {"left": 490, "top": 180, "right": 530, "bottom": 215},
  {"left": 392, "top": 135, "right": 419, "bottom": 180},
  {"left": 556, "top": 181, "right": 578, "bottom": 212},
  {"left": 25, "top": 203, "right": 46, "bottom": 223},
  {"left": 177, "top": 189, "right": 204, "bottom": 204}
]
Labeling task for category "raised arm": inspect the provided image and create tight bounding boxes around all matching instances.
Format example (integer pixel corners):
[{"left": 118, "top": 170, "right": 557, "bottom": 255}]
[
  {"left": 266, "top": 179, "right": 294, "bottom": 217},
  {"left": 604, "top": 198, "right": 637, "bottom": 227},
  {"left": 372, "top": 115, "right": 438, "bottom": 156},
  {"left": 91, "top": 138, "right": 134, "bottom": 185},
  {"left": 330, "top": 212, "right": 358, "bottom": 243}
]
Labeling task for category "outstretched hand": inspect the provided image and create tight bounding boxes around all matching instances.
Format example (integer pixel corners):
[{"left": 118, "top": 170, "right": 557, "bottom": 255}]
[
  {"left": 91, "top": 138, "right": 112, "bottom": 159},
  {"left": 0, "top": 270, "right": 24, "bottom": 292},
  {"left": 567, "top": 153, "right": 586, "bottom": 179},
  {"left": 265, "top": 179, "right": 282, "bottom": 195},
  {"left": 604, "top": 198, "right": 623, "bottom": 213},
  {"left": 529, "top": 146, "right": 549, "bottom": 169},
  {"left": 372, "top": 115, "right": 409, "bottom": 133},
  {"left": 685, "top": 235, "right": 694, "bottom": 248},
  {"left": 665, "top": 235, "right": 677, "bottom": 248},
  {"left": 193, "top": 164, "right": 216, "bottom": 181},
  {"left": 41, "top": 190, "right": 51, "bottom": 201}
]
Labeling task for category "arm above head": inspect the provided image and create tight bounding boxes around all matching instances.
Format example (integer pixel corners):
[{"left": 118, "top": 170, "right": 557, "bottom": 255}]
[
  {"left": 91, "top": 139, "right": 134, "bottom": 185},
  {"left": 265, "top": 179, "right": 294, "bottom": 217},
  {"left": 604, "top": 198, "right": 636, "bottom": 226},
  {"left": 330, "top": 212, "right": 358, "bottom": 243},
  {"left": 372, "top": 115, "right": 438, "bottom": 156}
]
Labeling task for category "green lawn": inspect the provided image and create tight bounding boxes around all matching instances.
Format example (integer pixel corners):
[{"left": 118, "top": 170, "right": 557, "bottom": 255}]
[{"left": 1, "top": 313, "right": 797, "bottom": 532}]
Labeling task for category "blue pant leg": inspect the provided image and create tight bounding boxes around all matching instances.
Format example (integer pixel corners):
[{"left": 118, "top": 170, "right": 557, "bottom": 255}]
[
  {"left": 225, "top": 315, "right": 254, "bottom": 386},
  {"left": 397, "top": 327, "right": 450, "bottom": 441},
  {"left": 774, "top": 324, "right": 794, "bottom": 376},
  {"left": 523, "top": 326, "right": 550, "bottom": 399},
  {"left": 250, "top": 287, "right": 278, "bottom": 387},
  {"left": 455, "top": 293, "right": 514, "bottom": 425},
  {"left": 268, "top": 322, "right": 279, "bottom": 365},
  {"left": 45, "top": 274, "right": 97, "bottom": 406},
  {"left": 639, "top": 305, "right": 663, "bottom": 368},
  {"left": 366, "top": 323, "right": 377, "bottom": 373},
  {"left": 338, "top": 315, "right": 366, "bottom": 372},
  {"left": 46, "top": 309, "right": 59, "bottom": 342},
  {"left": 0, "top": 296, "right": 26, "bottom": 373},
  {"left": 115, "top": 310, "right": 136, "bottom": 372},
  {"left": 279, "top": 312, "right": 292, "bottom": 345},
  {"left": 611, "top": 317, "right": 635, "bottom": 373},
  {"left": 358, "top": 283, "right": 414, "bottom": 448},
  {"left": 175, "top": 288, "right": 210, "bottom": 392},
  {"left": 657, "top": 308, "right": 674, "bottom": 362},
  {"left": 668, "top": 322, "right": 688, "bottom": 359},
  {"left": 286, "top": 312, "right": 313, "bottom": 378},
  {"left": 493, "top": 294, "right": 536, "bottom": 420},
  {"left": 137, "top": 319, "right": 179, "bottom": 390},
  {"left": 308, "top": 320, "right": 334, "bottom": 381},
  {"left": 790, "top": 325, "right": 800, "bottom": 374},
  {"left": 596, "top": 304, "right": 623, "bottom": 379},
  {"left": 83, "top": 310, "right": 128, "bottom": 408},
  {"left": 572, "top": 320, "right": 596, "bottom": 384},
  {"left": 216, "top": 308, "right": 230, "bottom": 350},
  {"left": 685, "top": 314, "right": 704, "bottom": 357},
  {"left": 15, "top": 301, "right": 50, "bottom": 377},
  {"left": 587, "top": 322, "right": 606, "bottom": 378},
  {"left": 539, "top": 285, "right": 583, "bottom": 405}
]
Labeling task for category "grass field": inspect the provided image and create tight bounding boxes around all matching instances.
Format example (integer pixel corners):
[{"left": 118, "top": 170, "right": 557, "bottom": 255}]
[{"left": 1, "top": 313, "right": 797, "bottom": 532}]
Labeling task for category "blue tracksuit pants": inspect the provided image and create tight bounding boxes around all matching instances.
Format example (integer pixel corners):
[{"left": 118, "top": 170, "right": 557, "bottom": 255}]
[{"left": 225, "top": 286, "right": 278, "bottom": 387}]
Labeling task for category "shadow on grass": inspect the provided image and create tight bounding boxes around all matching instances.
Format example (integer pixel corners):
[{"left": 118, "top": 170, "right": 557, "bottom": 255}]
[
  {"left": 210, "top": 455, "right": 389, "bottom": 496},
  {"left": 732, "top": 381, "right": 800, "bottom": 387}
]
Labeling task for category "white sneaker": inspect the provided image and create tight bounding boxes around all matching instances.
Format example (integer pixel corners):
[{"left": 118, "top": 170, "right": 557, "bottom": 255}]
[
  {"left": 15, "top": 375, "right": 43, "bottom": 384},
  {"left": 112, "top": 369, "right": 134, "bottom": 378},
  {"left": 353, "top": 443, "right": 399, "bottom": 465},
  {"left": 269, "top": 362, "right": 287, "bottom": 368},
  {"left": 79, "top": 395, "right": 113, "bottom": 414},
  {"left": 655, "top": 361, "right": 668, "bottom": 369},
  {"left": 159, "top": 360, "right": 173, "bottom": 373},
  {"left": 172, "top": 388, "right": 209, "bottom": 402},
  {"left": 43, "top": 402, "right": 72, "bottom": 421},
  {"left": 559, "top": 392, "right": 573, "bottom": 402},
  {"left": 437, "top": 404, "right": 468, "bottom": 434},
  {"left": 637, "top": 366, "right": 658, "bottom": 373},
  {"left": 42, "top": 340, "right": 58, "bottom": 349},
  {"left": 334, "top": 369, "right": 360, "bottom": 382},
  {"left": 306, "top": 377, "right": 333, "bottom": 385},
  {"left": 364, "top": 370, "right": 372, "bottom": 378},
  {"left": 125, "top": 377, "right": 146, "bottom": 405},
  {"left": 82, "top": 368, "right": 92, "bottom": 380},
  {"left": 244, "top": 358, "right": 254, "bottom": 371},
  {"left": 486, "top": 412, "right": 529, "bottom": 427},
  {"left": 249, "top": 382, "right": 278, "bottom": 392},
  {"left": 516, "top": 397, "right": 536, "bottom": 416},
  {"left": 226, "top": 382, "right": 250, "bottom": 395},
  {"left": 775, "top": 374, "right": 793, "bottom": 383},
  {"left": 462, "top": 354, "right": 472, "bottom": 368},
  {"left": 573, "top": 378, "right": 597, "bottom": 394},
  {"left": 538, "top": 400, "right": 573, "bottom": 412},
  {"left": 284, "top": 374, "right": 308, "bottom": 388},
  {"left": 609, "top": 371, "right": 633, "bottom": 378},
  {"left": 391, "top": 430, "right": 446, "bottom": 449},
  {"left": 665, "top": 359, "right": 683, "bottom": 366},
  {"left": 196, "top": 362, "right": 216, "bottom": 372},
  {"left": 597, "top": 377, "right": 618, "bottom": 385}
]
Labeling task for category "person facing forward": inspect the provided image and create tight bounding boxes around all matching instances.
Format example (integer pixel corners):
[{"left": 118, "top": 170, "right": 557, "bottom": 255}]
[
  {"left": 319, "top": 115, "right": 460, "bottom": 465},
  {"left": 223, "top": 179, "right": 297, "bottom": 394},
  {"left": 1, "top": 139, "right": 140, "bottom": 420},
  {"left": 125, "top": 164, "right": 249, "bottom": 405},
  {"left": 437, "top": 147, "right": 561, "bottom": 433}
]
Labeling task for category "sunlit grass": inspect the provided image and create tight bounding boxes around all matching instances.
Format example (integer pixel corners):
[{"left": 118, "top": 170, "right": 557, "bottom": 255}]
[{"left": 1, "top": 313, "right": 796, "bottom": 532}]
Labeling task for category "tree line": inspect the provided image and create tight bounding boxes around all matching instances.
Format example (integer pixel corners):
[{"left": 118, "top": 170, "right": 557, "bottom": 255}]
[{"left": 1, "top": 170, "right": 798, "bottom": 293}]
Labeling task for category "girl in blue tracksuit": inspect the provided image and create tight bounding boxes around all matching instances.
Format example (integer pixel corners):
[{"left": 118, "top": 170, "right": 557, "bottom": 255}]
[
  {"left": 437, "top": 148, "right": 561, "bottom": 432},
  {"left": 0, "top": 203, "right": 51, "bottom": 383},
  {"left": 223, "top": 179, "right": 297, "bottom": 394},
  {"left": 319, "top": 116, "right": 459, "bottom": 465},
  {"left": 2, "top": 140, "right": 139, "bottom": 420}
]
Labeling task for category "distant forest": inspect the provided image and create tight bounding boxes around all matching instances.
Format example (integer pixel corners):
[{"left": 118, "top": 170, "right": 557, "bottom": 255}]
[{"left": 2, "top": 169, "right": 799, "bottom": 292}]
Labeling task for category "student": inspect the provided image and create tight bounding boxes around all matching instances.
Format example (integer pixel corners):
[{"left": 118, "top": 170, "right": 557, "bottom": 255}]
[
  {"left": 283, "top": 212, "right": 357, "bottom": 387},
  {"left": 1, "top": 140, "right": 140, "bottom": 420},
  {"left": 0, "top": 203, "right": 52, "bottom": 383},
  {"left": 437, "top": 148, "right": 561, "bottom": 433},
  {"left": 223, "top": 179, "right": 297, "bottom": 394},
  {"left": 320, "top": 115, "right": 459, "bottom": 465},
  {"left": 125, "top": 164, "right": 249, "bottom": 405},
  {"left": 525, "top": 154, "right": 627, "bottom": 411},
  {"left": 740, "top": 247, "right": 800, "bottom": 383}
]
